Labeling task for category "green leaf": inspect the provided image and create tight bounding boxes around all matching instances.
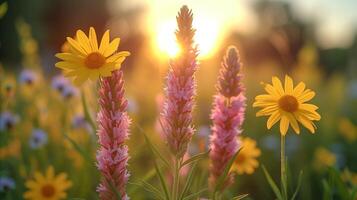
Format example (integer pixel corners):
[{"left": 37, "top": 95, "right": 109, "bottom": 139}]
[
  {"left": 63, "top": 132, "right": 93, "bottom": 163},
  {"left": 322, "top": 179, "right": 331, "bottom": 200},
  {"left": 153, "top": 159, "right": 170, "bottom": 200},
  {"left": 328, "top": 167, "right": 349, "bottom": 200},
  {"left": 131, "top": 181, "right": 165, "bottom": 200},
  {"left": 0, "top": 2, "right": 8, "bottom": 19},
  {"left": 262, "top": 166, "right": 283, "bottom": 200},
  {"left": 179, "top": 161, "right": 198, "bottom": 200},
  {"left": 128, "top": 169, "right": 156, "bottom": 195},
  {"left": 232, "top": 194, "right": 249, "bottom": 200},
  {"left": 182, "top": 188, "right": 208, "bottom": 200},
  {"left": 350, "top": 188, "right": 357, "bottom": 200},
  {"left": 214, "top": 148, "right": 242, "bottom": 193},
  {"left": 180, "top": 150, "right": 210, "bottom": 169},
  {"left": 138, "top": 126, "right": 170, "bottom": 200},
  {"left": 291, "top": 170, "right": 303, "bottom": 200},
  {"left": 136, "top": 124, "right": 170, "bottom": 168}
]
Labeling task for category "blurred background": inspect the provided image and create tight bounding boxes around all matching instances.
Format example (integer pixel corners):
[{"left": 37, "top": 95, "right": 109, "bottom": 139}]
[{"left": 1, "top": 0, "right": 357, "bottom": 199}]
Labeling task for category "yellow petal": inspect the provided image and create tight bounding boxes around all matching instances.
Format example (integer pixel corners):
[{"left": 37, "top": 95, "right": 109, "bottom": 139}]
[
  {"left": 66, "top": 37, "right": 87, "bottom": 56},
  {"left": 254, "top": 94, "right": 278, "bottom": 102},
  {"left": 99, "top": 30, "right": 110, "bottom": 54},
  {"left": 280, "top": 115, "right": 289, "bottom": 135},
  {"left": 103, "top": 38, "right": 120, "bottom": 57},
  {"left": 25, "top": 180, "right": 38, "bottom": 189},
  {"left": 55, "top": 61, "right": 82, "bottom": 70},
  {"left": 284, "top": 75, "right": 294, "bottom": 95},
  {"left": 107, "top": 51, "right": 130, "bottom": 63},
  {"left": 272, "top": 76, "right": 284, "bottom": 95},
  {"left": 89, "top": 27, "right": 98, "bottom": 51},
  {"left": 298, "top": 89, "right": 315, "bottom": 102},
  {"left": 256, "top": 105, "right": 279, "bottom": 116},
  {"left": 297, "top": 109, "right": 321, "bottom": 121},
  {"left": 73, "top": 74, "right": 88, "bottom": 85},
  {"left": 56, "top": 53, "right": 83, "bottom": 62},
  {"left": 264, "top": 84, "right": 280, "bottom": 97},
  {"left": 76, "top": 30, "right": 91, "bottom": 53},
  {"left": 253, "top": 101, "right": 276, "bottom": 107},
  {"left": 47, "top": 166, "right": 55, "bottom": 180},
  {"left": 295, "top": 113, "right": 316, "bottom": 133},
  {"left": 34, "top": 172, "right": 45, "bottom": 183},
  {"left": 293, "top": 82, "right": 306, "bottom": 96},
  {"left": 286, "top": 113, "right": 300, "bottom": 134},
  {"left": 267, "top": 110, "right": 281, "bottom": 129}
]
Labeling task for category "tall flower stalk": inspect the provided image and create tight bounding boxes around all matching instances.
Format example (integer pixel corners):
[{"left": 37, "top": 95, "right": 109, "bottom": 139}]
[
  {"left": 209, "top": 46, "right": 246, "bottom": 193},
  {"left": 253, "top": 75, "right": 321, "bottom": 199},
  {"left": 96, "top": 70, "right": 131, "bottom": 200},
  {"left": 161, "top": 5, "right": 198, "bottom": 200}
]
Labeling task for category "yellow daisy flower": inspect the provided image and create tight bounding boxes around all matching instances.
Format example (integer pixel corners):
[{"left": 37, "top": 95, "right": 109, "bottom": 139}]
[
  {"left": 24, "top": 166, "right": 72, "bottom": 200},
  {"left": 231, "top": 137, "right": 261, "bottom": 175},
  {"left": 253, "top": 75, "right": 321, "bottom": 135},
  {"left": 55, "top": 27, "right": 130, "bottom": 85},
  {"left": 313, "top": 147, "right": 336, "bottom": 169}
]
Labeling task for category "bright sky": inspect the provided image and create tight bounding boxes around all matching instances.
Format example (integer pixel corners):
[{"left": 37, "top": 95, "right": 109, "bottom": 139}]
[
  {"left": 115, "top": 0, "right": 254, "bottom": 58},
  {"left": 115, "top": 0, "right": 357, "bottom": 56},
  {"left": 282, "top": 0, "right": 357, "bottom": 49}
]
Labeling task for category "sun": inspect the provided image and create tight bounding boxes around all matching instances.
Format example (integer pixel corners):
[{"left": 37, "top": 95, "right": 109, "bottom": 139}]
[
  {"left": 154, "top": 17, "right": 221, "bottom": 58},
  {"left": 156, "top": 21, "right": 180, "bottom": 57}
]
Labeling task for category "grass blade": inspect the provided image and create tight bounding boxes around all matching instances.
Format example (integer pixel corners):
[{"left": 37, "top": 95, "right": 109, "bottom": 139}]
[
  {"left": 136, "top": 124, "right": 170, "bottom": 168},
  {"left": 214, "top": 148, "right": 241, "bottom": 193},
  {"left": 291, "top": 170, "right": 303, "bottom": 200},
  {"left": 232, "top": 194, "right": 249, "bottom": 200},
  {"left": 179, "top": 161, "right": 198, "bottom": 200},
  {"left": 180, "top": 150, "right": 210, "bottom": 169},
  {"left": 131, "top": 181, "right": 165, "bottom": 200},
  {"left": 262, "top": 165, "right": 283, "bottom": 200},
  {"left": 183, "top": 188, "right": 208, "bottom": 200},
  {"left": 153, "top": 159, "right": 170, "bottom": 200}
]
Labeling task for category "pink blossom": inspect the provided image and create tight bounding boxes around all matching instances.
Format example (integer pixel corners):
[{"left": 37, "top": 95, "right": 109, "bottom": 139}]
[
  {"left": 209, "top": 46, "right": 246, "bottom": 187},
  {"left": 96, "top": 70, "right": 131, "bottom": 200},
  {"left": 162, "top": 6, "right": 198, "bottom": 158}
]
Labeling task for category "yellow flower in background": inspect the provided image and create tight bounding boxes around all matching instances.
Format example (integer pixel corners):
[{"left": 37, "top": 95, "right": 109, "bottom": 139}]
[
  {"left": 341, "top": 169, "right": 357, "bottom": 185},
  {"left": 231, "top": 137, "right": 261, "bottom": 175},
  {"left": 0, "top": 139, "right": 21, "bottom": 159},
  {"left": 24, "top": 166, "right": 72, "bottom": 200},
  {"left": 55, "top": 27, "right": 130, "bottom": 85},
  {"left": 314, "top": 147, "right": 336, "bottom": 169},
  {"left": 253, "top": 75, "right": 321, "bottom": 135},
  {"left": 339, "top": 118, "right": 357, "bottom": 142}
]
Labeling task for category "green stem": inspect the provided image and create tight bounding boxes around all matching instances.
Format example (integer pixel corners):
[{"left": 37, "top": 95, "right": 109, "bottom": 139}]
[
  {"left": 172, "top": 157, "right": 181, "bottom": 200},
  {"left": 281, "top": 134, "right": 287, "bottom": 200},
  {"left": 80, "top": 89, "right": 97, "bottom": 132}
]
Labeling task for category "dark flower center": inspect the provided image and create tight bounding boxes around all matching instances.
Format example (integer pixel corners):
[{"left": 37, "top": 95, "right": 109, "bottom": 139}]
[
  {"left": 278, "top": 95, "right": 298, "bottom": 112},
  {"left": 41, "top": 184, "right": 56, "bottom": 197},
  {"left": 84, "top": 52, "right": 106, "bottom": 69}
]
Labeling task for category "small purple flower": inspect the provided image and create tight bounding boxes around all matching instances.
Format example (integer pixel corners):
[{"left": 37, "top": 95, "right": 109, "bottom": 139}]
[
  {"left": 71, "top": 115, "right": 90, "bottom": 131},
  {"left": 51, "top": 75, "right": 78, "bottom": 99},
  {"left": 29, "top": 129, "right": 48, "bottom": 149},
  {"left": 0, "top": 177, "right": 15, "bottom": 192},
  {"left": 51, "top": 75, "right": 69, "bottom": 92},
  {"left": 19, "top": 69, "right": 37, "bottom": 85},
  {"left": 0, "top": 112, "right": 19, "bottom": 131},
  {"left": 62, "top": 85, "right": 78, "bottom": 99}
]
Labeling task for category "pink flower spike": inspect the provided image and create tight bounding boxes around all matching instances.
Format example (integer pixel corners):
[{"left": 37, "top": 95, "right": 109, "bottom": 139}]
[
  {"left": 96, "top": 70, "right": 131, "bottom": 200},
  {"left": 209, "top": 46, "right": 246, "bottom": 188},
  {"left": 161, "top": 5, "right": 199, "bottom": 158}
]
